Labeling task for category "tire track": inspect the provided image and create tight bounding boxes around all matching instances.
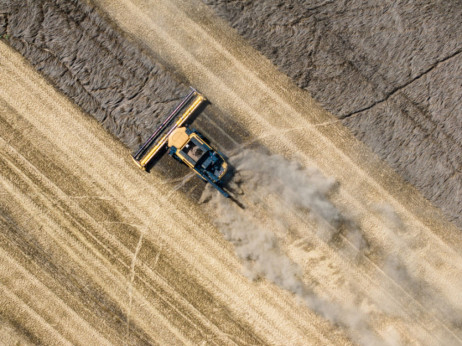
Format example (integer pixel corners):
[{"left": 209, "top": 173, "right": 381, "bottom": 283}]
[
  {"left": 0, "top": 103, "right": 250, "bottom": 345},
  {"left": 1, "top": 42, "right": 343, "bottom": 344}
]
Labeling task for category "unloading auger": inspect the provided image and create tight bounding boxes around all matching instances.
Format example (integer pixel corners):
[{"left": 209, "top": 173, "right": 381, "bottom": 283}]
[{"left": 132, "top": 88, "right": 230, "bottom": 198}]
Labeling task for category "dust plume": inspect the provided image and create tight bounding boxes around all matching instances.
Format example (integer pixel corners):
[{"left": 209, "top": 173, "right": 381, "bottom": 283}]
[
  {"left": 201, "top": 150, "right": 462, "bottom": 344},
  {"left": 201, "top": 149, "right": 381, "bottom": 344},
  {"left": 374, "top": 204, "right": 462, "bottom": 338}
]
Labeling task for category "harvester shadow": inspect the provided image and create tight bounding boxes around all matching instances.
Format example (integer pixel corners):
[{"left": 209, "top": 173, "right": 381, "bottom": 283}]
[{"left": 229, "top": 194, "right": 245, "bottom": 210}]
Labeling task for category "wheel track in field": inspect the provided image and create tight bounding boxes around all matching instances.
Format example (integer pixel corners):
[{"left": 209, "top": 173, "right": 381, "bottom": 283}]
[{"left": 0, "top": 42, "right": 345, "bottom": 345}]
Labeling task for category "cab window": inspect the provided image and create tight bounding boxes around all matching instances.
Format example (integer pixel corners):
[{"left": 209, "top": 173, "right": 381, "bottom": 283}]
[{"left": 181, "top": 138, "right": 206, "bottom": 163}]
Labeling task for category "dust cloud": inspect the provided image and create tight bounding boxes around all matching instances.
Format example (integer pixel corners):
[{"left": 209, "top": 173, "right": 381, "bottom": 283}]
[
  {"left": 201, "top": 150, "right": 462, "bottom": 345},
  {"left": 200, "top": 149, "right": 381, "bottom": 344},
  {"left": 374, "top": 204, "right": 462, "bottom": 335}
]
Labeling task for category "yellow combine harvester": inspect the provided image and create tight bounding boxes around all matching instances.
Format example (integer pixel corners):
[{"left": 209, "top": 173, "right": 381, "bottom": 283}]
[{"left": 132, "top": 88, "right": 230, "bottom": 197}]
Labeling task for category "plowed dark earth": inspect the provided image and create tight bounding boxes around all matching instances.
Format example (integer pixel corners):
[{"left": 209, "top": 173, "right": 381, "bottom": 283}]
[
  {"left": 2, "top": 0, "right": 188, "bottom": 151},
  {"left": 1, "top": 0, "right": 462, "bottom": 345},
  {"left": 202, "top": 0, "right": 462, "bottom": 228}
]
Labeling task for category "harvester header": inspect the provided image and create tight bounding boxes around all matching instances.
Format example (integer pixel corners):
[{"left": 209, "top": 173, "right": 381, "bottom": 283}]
[
  {"left": 132, "top": 88, "right": 230, "bottom": 197},
  {"left": 132, "top": 88, "right": 206, "bottom": 169}
]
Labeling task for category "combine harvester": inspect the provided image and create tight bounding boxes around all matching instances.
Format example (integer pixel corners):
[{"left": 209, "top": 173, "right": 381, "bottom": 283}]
[{"left": 132, "top": 88, "right": 230, "bottom": 198}]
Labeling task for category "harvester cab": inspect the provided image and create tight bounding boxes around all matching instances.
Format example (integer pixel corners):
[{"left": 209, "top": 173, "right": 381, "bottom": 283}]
[{"left": 132, "top": 88, "right": 230, "bottom": 198}]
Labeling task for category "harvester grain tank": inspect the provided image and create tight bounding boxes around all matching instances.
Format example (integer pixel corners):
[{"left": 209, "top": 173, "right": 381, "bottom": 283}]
[{"left": 132, "top": 88, "right": 230, "bottom": 197}]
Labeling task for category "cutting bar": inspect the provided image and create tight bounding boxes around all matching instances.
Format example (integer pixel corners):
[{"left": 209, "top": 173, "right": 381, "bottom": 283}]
[
  {"left": 133, "top": 88, "right": 196, "bottom": 161},
  {"left": 132, "top": 88, "right": 206, "bottom": 170}
]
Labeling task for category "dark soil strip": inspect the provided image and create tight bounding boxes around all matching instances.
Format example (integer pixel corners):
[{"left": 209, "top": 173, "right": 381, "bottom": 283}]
[
  {"left": 3, "top": 0, "right": 188, "bottom": 151},
  {"left": 202, "top": 0, "right": 462, "bottom": 228}
]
